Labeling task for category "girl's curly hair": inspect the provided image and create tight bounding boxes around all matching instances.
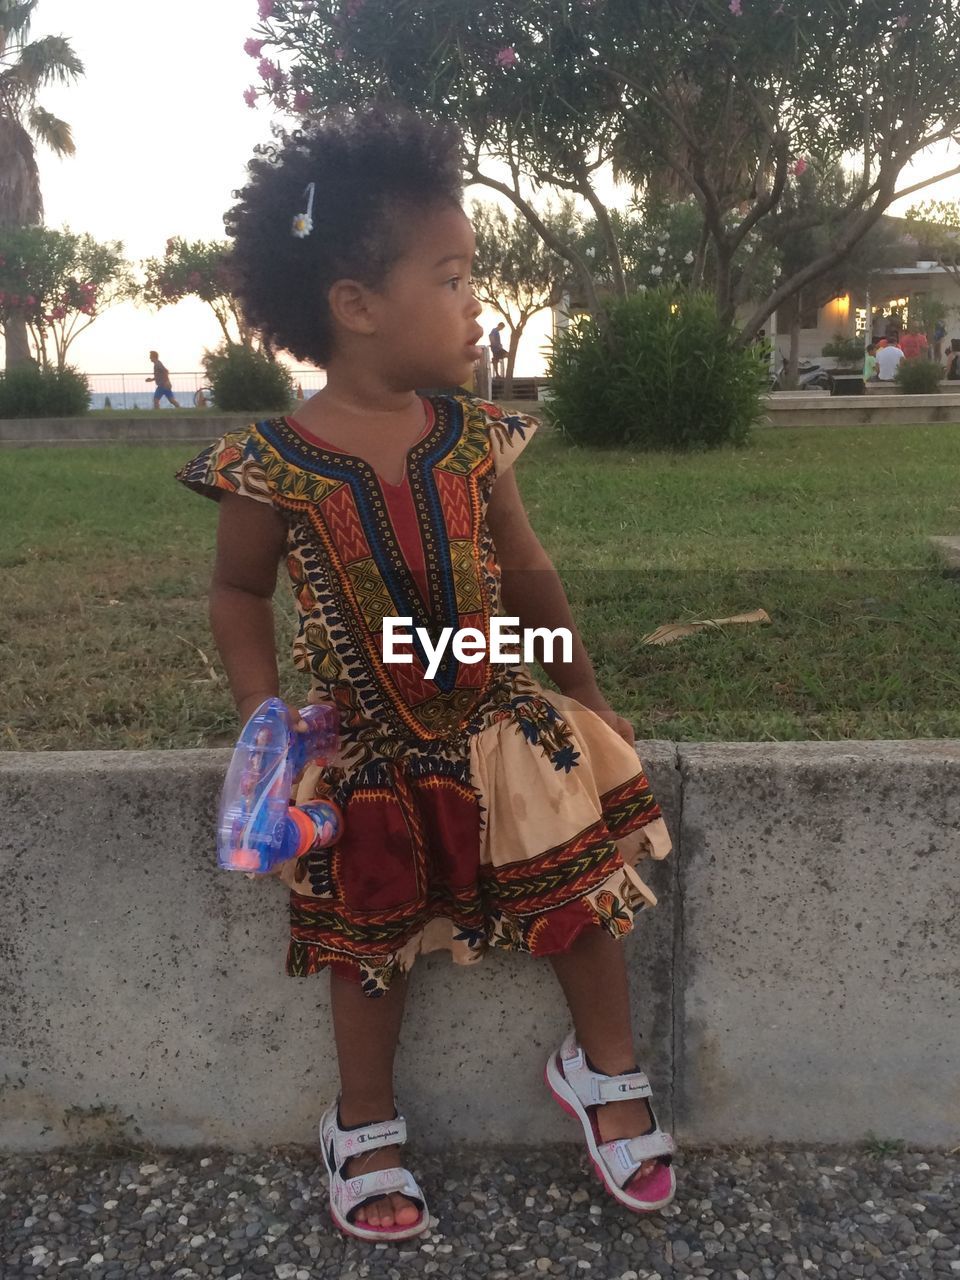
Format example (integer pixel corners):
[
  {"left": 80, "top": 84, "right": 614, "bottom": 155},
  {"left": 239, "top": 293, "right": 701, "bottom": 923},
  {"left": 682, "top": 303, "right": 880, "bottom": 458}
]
[{"left": 225, "top": 107, "right": 463, "bottom": 366}]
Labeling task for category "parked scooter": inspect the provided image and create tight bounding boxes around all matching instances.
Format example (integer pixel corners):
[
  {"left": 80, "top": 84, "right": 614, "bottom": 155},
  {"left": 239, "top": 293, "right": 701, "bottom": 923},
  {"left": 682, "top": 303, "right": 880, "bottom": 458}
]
[{"left": 769, "top": 353, "right": 832, "bottom": 392}]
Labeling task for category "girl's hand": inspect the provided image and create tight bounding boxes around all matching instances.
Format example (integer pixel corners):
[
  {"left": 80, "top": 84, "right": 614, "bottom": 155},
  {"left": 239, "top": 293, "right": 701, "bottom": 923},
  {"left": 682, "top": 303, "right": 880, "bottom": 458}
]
[{"left": 566, "top": 682, "right": 636, "bottom": 748}]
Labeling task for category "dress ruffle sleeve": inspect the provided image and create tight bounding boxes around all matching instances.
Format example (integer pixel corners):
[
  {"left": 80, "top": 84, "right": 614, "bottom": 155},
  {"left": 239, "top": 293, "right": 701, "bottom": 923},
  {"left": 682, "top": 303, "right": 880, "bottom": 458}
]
[
  {"left": 468, "top": 398, "right": 539, "bottom": 476},
  {"left": 174, "top": 426, "right": 274, "bottom": 506}
]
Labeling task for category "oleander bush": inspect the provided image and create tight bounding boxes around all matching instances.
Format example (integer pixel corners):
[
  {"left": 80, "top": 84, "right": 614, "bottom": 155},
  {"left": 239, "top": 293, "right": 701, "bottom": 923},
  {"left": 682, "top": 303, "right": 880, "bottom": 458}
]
[
  {"left": 0, "top": 364, "right": 90, "bottom": 418},
  {"left": 894, "top": 358, "right": 942, "bottom": 394},
  {"left": 545, "top": 290, "right": 765, "bottom": 451},
  {"left": 202, "top": 343, "right": 294, "bottom": 413}
]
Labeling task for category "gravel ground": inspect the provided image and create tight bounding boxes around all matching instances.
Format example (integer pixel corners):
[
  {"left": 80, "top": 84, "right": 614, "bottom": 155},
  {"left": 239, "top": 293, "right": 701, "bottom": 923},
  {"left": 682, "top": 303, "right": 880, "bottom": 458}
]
[{"left": 2, "top": 1146, "right": 957, "bottom": 1280}]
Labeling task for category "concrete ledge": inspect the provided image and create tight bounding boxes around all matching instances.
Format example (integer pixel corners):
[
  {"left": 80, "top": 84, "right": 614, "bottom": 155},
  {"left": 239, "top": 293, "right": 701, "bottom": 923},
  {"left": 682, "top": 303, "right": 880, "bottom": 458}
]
[
  {"left": 1, "top": 741, "right": 958, "bottom": 1152},
  {"left": 763, "top": 392, "right": 960, "bottom": 427},
  {"left": 0, "top": 414, "right": 255, "bottom": 447}
]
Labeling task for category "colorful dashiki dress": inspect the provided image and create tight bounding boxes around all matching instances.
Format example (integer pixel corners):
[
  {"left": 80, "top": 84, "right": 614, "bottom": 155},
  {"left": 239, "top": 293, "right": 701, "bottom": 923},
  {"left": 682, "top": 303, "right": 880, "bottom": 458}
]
[{"left": 176, "top": 396, "right": 671, "bottom": 996}]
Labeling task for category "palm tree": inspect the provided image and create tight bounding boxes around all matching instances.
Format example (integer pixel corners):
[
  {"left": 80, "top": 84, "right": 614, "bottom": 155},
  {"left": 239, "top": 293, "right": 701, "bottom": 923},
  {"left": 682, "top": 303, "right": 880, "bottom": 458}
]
[{"left": 0, "top": 0, "right": 83, "bottom": 367}]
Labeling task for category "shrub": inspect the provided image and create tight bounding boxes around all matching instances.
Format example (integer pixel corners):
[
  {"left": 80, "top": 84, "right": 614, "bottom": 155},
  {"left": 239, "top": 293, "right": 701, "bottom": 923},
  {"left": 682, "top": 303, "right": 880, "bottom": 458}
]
[
  {"left": 894, "top": 358, "right": 942, "bottom": 394},
  {"left": 822, "top": 334, "right": 865, "bottom": 365},
  {"left": 545, "top": 290, "right": 764, "bottom": 450},
  {"left": 0, "top": 364, "right": 90, "bottom": 418},
  {"left": 202, "top": 343, "right": 294, "bottom": 413}
]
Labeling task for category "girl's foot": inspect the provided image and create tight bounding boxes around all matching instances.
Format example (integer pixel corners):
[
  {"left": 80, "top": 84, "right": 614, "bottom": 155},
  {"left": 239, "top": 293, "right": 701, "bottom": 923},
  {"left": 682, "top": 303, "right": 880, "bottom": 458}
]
[
  {"left": 594, "top": 1093, "right": 660, "bottom": 1183},
  {"left": 546, "top": 1033, "right": 676, "bottom": 1213},
  {"left": 320, "top": 1102, "right": 428, "bottom": 1241},
  {"left": 343, "top": 1142, "right": 422, "bottom": 1230}
]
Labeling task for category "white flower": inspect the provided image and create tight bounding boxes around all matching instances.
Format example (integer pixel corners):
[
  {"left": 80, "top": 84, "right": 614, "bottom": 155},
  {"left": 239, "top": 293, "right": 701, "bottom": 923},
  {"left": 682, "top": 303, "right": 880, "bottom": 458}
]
[
  {"left": 744, "top": 243, "right": 754, "bottom": 254},
  {"left": 657, "top": 245, "right": 666, "bottom": 257},
  {"left": 649, "top": 264, "right": 663, "bottom": 277},
  {"left": 584, "top": 246, "right": 596, "bottom": 259},
  {"left": 291, "top": 212, "right": 313, "bottom": 238},
  {"left": 684, "top": 251, "right": 695, "bottom": 264}
]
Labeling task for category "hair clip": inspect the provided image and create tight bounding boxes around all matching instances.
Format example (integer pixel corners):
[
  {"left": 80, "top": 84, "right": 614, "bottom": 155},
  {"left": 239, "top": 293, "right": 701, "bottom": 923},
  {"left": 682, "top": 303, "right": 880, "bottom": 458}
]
[{"left": 291, "top": 182, "right": 316, "bottom": 238}]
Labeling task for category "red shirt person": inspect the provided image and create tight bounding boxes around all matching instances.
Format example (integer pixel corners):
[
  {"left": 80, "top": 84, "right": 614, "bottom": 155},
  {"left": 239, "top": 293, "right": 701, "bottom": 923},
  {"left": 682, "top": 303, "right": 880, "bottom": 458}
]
[{"left": 899, "top": 329, "right": 928, "bottom": 360}]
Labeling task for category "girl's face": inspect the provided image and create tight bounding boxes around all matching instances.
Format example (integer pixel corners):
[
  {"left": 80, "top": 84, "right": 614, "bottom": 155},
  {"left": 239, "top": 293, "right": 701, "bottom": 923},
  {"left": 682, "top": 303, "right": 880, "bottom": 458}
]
[{"left": 368, "top": 203, "right": 484, "bottom": 389}]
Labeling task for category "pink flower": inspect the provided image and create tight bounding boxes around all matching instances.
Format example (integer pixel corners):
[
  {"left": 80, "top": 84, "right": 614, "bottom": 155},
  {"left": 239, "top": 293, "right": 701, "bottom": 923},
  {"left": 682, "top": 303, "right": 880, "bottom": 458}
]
[
  {"left": 243, "top": 86, "right": 258, "bottom": 108},
  {"left": 495, "top": 46, "right": 518, "bottom": 68},
  {"left": 257, "top": 57, "right": 279, "bottom": 80},
  {"left": 244, "top": 37, "right": 265, "bottom": 57},
  {"left": 257, "top": 0, "right": 274, "bottom": 18},
  {"left": 293, "top": 89, "right": 314, "bottom": 113},
  {"left": 334, "top": 46, "right": 346, "bottom": 61},
  {"left": 729, "top": 0, "right": 742, "bottom": 13},
  {"left": 25, "top": 294, "right": 36, "bottom": 306},
  {"left": 896, "top": 14, "right": 909, "bottom": 27},
  {"left": 791, "top": 157, "right": 808, "bottom": 177}
]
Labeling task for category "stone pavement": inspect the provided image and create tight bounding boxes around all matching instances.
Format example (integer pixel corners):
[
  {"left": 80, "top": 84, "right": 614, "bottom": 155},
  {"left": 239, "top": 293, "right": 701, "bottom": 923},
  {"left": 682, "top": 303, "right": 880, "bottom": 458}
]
[{"left": 2, "top": 1145, "right": 958, "bottom": 1279}]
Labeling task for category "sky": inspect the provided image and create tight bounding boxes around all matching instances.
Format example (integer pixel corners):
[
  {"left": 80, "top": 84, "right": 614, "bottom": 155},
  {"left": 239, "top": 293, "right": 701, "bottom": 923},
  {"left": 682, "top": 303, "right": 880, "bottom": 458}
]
[{"left": 19, "top": 0, "right": 960, "bottom": 379}]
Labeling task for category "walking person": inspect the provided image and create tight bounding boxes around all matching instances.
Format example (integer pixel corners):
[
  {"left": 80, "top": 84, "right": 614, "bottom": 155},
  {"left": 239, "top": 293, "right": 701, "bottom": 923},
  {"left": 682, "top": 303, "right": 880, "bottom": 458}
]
[
  {"left": 146, "top": 350, "right": 180, "bottom": 407},
  {"left": 176, "top": 109, "right": 676, "bottom": 1242}
]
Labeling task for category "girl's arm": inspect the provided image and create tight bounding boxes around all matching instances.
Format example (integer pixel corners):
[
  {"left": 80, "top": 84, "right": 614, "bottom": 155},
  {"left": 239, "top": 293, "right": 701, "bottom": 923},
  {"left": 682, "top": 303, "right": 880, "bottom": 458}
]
[
  {"left": 486, "top": 468, "right": 634, "bottom": 746},
  {"left": 210, "top": 492, "right": 288, "bottom": 725}
]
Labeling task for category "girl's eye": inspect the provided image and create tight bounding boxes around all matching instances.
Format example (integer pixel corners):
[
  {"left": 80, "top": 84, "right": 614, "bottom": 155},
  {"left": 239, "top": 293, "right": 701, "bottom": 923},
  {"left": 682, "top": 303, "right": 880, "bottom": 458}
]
[{"left": 446, "top": 276, "right": 461, "bottom": 290}]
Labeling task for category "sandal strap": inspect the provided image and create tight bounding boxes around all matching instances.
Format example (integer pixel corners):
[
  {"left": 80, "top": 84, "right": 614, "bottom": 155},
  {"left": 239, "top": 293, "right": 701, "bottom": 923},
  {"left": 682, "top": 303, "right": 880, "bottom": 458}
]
[
  {"left": 558, "top": 1033, "right": 653, "bottom": 1107},
  {"left": 599, "top": 1130, "right": 676, "bottom": 1188},
  {"left": 328, "top": 1112, "right": 408, "bottom": 1167},
  {"left": 332, "top": 1165, "right": 425, "bottom": 1223}
]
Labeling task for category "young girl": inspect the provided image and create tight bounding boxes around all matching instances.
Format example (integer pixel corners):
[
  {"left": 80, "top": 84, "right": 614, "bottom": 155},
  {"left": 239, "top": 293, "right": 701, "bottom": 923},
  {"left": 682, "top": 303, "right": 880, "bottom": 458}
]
[{"left": 177, "top": 109, "right": 675, "bottom": 1242}]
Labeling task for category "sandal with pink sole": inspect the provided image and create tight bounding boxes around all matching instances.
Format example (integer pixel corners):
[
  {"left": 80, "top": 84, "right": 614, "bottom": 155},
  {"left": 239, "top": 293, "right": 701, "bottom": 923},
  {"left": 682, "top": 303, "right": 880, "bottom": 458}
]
[
  {"left": 320, "top": 1101, "right": 429, "bottom": 1242},
  {"left": 545, "top": 1031, "right": 677, "bottom": 1213}
]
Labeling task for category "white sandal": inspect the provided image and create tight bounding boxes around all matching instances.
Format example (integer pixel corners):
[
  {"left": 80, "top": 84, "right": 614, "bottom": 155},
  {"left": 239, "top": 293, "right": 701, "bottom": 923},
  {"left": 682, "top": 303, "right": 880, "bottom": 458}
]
[
  {"left": 545, "top": 1031, "right": 677, "bottom": 1213},
  {"left": 319, "top": 1101, "right": 429, "bottom": 1241}
]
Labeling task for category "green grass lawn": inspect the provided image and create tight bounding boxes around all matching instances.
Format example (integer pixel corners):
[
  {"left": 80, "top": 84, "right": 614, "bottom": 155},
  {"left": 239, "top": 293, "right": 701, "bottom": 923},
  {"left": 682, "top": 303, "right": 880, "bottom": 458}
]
[{"left": 3, "top": 421, "right": 960, "bottom": 750}]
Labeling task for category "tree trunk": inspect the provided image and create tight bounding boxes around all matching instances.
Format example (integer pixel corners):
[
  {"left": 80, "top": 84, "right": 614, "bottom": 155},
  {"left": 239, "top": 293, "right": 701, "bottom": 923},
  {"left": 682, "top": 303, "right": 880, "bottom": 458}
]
[
  {"left": 787, "top": 313, "right": 801, "bottom": 390},
  {"left": 3, "top": 312, "right": 34, "bottom": 369},
  {"left": 502, "top": 317, "right": 528, "bottom": 400}
]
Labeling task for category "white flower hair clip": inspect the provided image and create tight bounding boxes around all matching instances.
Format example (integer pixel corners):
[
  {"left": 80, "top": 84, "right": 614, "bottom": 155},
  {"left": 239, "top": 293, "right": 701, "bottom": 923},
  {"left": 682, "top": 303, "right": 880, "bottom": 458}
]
[{"left": 291, "top": 182, "right": 316, "bottom": 238}]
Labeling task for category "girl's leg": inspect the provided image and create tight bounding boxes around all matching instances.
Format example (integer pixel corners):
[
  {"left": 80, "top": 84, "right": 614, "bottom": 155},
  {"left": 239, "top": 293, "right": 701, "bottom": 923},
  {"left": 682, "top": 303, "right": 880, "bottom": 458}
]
[
  {"left": 548, "top": 926, "right": 659, "bottom": 1179},
  {"left": 330, "top": 970, "right": 420, "bottom": 1229}
]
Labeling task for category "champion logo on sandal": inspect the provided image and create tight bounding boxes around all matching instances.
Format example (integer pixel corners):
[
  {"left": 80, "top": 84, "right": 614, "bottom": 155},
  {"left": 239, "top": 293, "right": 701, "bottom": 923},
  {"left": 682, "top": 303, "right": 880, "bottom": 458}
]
[{"left": 357, "top": 1129, "right": 400, "bottom": 1144}]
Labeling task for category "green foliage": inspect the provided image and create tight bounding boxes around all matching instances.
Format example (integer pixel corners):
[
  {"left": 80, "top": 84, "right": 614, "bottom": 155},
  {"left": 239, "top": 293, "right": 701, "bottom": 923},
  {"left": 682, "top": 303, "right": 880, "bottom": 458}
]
[
  {"left": 0, "top": 363, "right": 89, "bottom": 417},
  {"left": 202, "top": 343, "right": 293, "bottom": 413},
  {"left": 546, "top": 291, "right": 764, "bottom": 451},
  {"left": 822, "top": 335, "right": 866, "bottom": 363},
  {"left": 579, "top": 198, "right": 780, "bottom": 304},
  {"left": 250, "top": 0, "right": 960, "bottom": 334},
  {"left": 894, "top": 358, "right": 942, "bottom": 394},
  {"left": 0, "top": 224, "right": 135, "bottom": 369},
  {"left": 142, "top": 238, "right": 249, "bottom": 346}
]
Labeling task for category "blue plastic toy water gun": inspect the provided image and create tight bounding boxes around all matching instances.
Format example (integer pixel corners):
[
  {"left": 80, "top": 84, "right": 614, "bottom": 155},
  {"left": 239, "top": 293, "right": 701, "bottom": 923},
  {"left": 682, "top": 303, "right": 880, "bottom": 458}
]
[{"left": 217, "top": 697, "right": 342, "bottom": 874}]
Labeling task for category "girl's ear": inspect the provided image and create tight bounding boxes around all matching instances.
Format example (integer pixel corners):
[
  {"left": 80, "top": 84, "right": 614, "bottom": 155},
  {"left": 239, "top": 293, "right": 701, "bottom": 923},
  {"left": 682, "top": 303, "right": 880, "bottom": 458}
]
[{"left": 327, "top": 279, "right": 377, "bottom": 337}]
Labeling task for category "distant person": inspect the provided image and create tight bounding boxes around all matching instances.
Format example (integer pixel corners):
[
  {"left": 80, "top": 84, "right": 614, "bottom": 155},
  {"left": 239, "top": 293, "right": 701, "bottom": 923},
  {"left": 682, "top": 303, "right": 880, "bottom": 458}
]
[
  {"left": 876, "top": 337, "right": 904, "bottom": 381},
  {"left": 863, "top": 343, "right": 879, "bottom": 382},
  {"left": 193, "top": 388, "right": 209, "bottom": 409},
  {"left": 898, "top": 326, "right": 928, "bottom": 360},
  {"left": 488, "top": 321, "right": 507, "bottom": 375},
  {"left": 945, "top": 340, "right": 960, "bottom": 381},
  {"left": 932, "top": 319, "right": 946, "bottom": 362},
  {"left": 146, "top": 351, "right": 180, "bottom": 408}
]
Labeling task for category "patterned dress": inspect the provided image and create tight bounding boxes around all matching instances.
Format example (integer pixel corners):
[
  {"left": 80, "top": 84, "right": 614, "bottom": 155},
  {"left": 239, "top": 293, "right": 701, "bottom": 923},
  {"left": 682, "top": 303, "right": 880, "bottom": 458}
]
[{"left": 177, "top": 396, "right": 671, "bottom": 996}]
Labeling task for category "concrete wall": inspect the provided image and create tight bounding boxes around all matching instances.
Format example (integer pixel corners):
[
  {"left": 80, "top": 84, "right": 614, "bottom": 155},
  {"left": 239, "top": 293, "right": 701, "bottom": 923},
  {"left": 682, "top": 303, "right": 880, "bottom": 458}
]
[
  {"left": 764, "top": 391, "right": 960, "bottom": 428},
  {"left": 1, "top": 742, "right": 957, "bottom": 1153},
  {"left": 0, "top": 414, "right": 250, "bottom": 448}
]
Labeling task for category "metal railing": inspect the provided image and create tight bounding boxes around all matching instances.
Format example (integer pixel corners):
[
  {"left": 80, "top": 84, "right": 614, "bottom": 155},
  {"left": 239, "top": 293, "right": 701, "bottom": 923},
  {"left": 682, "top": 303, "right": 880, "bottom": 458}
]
[{"left": 87, "top": 369, "right": 326, "bottom": 411}]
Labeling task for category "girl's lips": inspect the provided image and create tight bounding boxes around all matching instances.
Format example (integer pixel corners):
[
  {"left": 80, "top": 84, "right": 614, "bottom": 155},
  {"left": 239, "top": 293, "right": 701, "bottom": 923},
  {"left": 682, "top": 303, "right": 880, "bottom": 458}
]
[{"left": 465, "top": 343, "right": 483, "bottom": 359}]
